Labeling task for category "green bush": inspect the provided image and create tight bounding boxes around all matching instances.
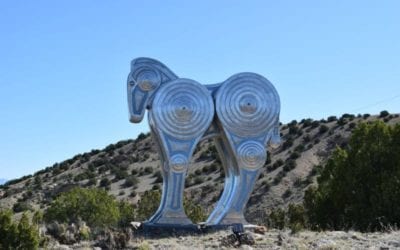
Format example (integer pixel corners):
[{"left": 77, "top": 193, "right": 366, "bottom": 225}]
[
  {"left": 288, "top": 204, "right": 306, "bottom": 232},
  {"left": 268, "top": 208, "right": 285, "bottom": 229},
  {"left": 123, "top": 176, "right": 139, "bottom": 188},
  {"left": 13, "top": 201, "right": 32, "bottom": 213},
  {"left": 118, "top": 201, "right": 135, "bottom": 227},
  {"left": 135, "top": 190, "right": 206, "bottom": 223},
  {"left": 327, "top": 116, "right": 337, "bottom": 122},
  {"left": 135, "top": 190, "right": 161, "bottom": 221},
  {"left": 319, "top": 125, "right": 329, "bottom": 134},
  {"left": 282, "top": 137, "right": 294, "bottom": 150},
  {"left": 380, "top": 110, "right": 389, "bottom": 117},
  {"left": 304, "top": 121, "right": 400, "bottom": 231},
  {"left": 0, "top": 210, "right": 40, "bottom": 249},
  {"left": 99, "top": 177, "right": 111, "bottom": 188},
  {"left": 44, "top": 188, "right": 120, "bottom": 227}
]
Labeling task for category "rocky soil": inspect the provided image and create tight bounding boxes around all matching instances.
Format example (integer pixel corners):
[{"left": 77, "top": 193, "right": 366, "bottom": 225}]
[{"left": 45, "top": 229, "right": 400, "bottom": 249}]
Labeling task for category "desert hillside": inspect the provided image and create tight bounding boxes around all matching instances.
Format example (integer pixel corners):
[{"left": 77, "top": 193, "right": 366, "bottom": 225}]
[{"left": 1, "top": 112, "right": 399, "bottom": 225}]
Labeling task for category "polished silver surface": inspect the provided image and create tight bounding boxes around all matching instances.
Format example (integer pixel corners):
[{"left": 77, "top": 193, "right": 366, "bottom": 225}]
[{"left": 127, "top": 57, "right": 281, "bottom": 226}]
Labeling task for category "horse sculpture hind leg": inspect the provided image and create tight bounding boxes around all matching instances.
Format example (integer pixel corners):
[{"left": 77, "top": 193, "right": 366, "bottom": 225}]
[
  {"left": 148, "top": 78, "right": 214, "bottom": 225},
  {"left": 207, "top": 73, "right": 281, "bottom": 225}
]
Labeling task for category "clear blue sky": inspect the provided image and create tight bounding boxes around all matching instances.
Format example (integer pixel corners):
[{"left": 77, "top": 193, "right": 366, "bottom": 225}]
[{"left": 1, "top": 1, "right": 399, "bottom": 180}]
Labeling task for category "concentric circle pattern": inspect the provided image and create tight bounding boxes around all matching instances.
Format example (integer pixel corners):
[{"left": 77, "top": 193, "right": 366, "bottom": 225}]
[
  {"left": 170, "top": 154, "right": 188, "bottom": 172},
  {"left": 133, "top": 66, "right": 161, "bottom": 91},
  {"left": 216, "top": 73, "right": 280, "bottom": 137},
  {"left": 152, "top": 79, "right": 214, "bottom": 140},
  {"left": 237, "top": 141, "right": 266, "bottom": 169}
]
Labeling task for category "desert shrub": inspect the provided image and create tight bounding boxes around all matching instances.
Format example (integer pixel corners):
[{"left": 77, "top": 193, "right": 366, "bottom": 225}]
[
  {"left": 44, "top": 188, "right": 120, "bottom": 227},
  {"left": 13, "top": 201, "right": 32, "bottom": 213},
  {"left": 273, "top": 171, "right": 286, "bottom": 185},
  {"left": 304, "top": 121, "right": 400, "bottom": 231},
  {"left": 136, "top": 132, "right": 148, "bottom": 141},
  {"left": 209, "top": 163, "right": 219, "bottom": 172},
  {"left": 202, "top": 165, "right": 210, "bottom": 173},
  {"left": 380, "top": 110, "right": 389, "bottom": 117},
  {"left": 341, "top": 113, "right": 355, "bottom": 119},
  {"left": 144, "top": 166, "right": 153, "bottom": 174},
  {"left": 288, "top": 204, "right": 307, "bottom": 233},
  {"left": 123, "top": 176, "right": 139, "bottom": 188},
  {"left": 283, "top": 160, "right": 297, "bottom": 171},
  {"left": 268, "top": 208, "right": 285, "bottom": 229},
  {"left": 319, "top": 125, "right": 329, "bottom": 134},
  {"left": 294, "top": 144, "right": 305, "bottom": 152},
  {"left": 289, "top": 152, "right": 300, "bottom": 160},
  {"left": 136, "top": 190, "right": 161, "bottom": 221},
  {"left": 348, "top": 122, "right": 356, "bottom": 129},
  {"left": 193, "top": 176, "right": 204, "bottom": 185},
  {"left": 282, "top": 137, "right": 294, "bottom": 150},
  {"left": 265, "top": 151, "right": 272, "bottom": 165},
  {"left": 302, "top": 134, "right": 311, "bottom": 143},
  {"left": 0, "top": 210, "right": 40, "bottom": 249},
  {"left": 118, "top": 201, "right": 135, "bottom": 227},
  {"left": 310, "top": 121, "right": 319, "bottom": 129},
  {"left": 336, "top": 117, "right": 347, "bottom": 126},
  {"left": 74, "top": 170, "right": 95, "bottom": 182},
  {"left": 99, "top": 177, "right": 111, "bottom": 188},
  {"left": 87, "top": 177, "right": 97, "bottom": 186},
  {"left": 184, "top": 199, "right": 207, "bottom": 223},
  {"left": 282, "top": 189, "right": 292, "bottom": 199},
  {"left": 301, "top": 118, "right": 313, "bottom": 128},
  {"left": 327, "top": 116, "right": 337, "bottom": 122},
  {"left": 131, "top": 169, "right": 138, "bottom": 175},
  {"left": 136, "top": 190, "right": 206, "bottom": 223},
  {"left": 112, "top": 168, "right": 128, "bottom": 181},
  {"left": 288, "top": 125, "right": 299, "bottom": 135}
]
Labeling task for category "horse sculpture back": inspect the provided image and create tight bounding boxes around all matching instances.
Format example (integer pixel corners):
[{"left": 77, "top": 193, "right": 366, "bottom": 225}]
[{"left": 127, "top": 57, "right": 280, "bottom": 227}]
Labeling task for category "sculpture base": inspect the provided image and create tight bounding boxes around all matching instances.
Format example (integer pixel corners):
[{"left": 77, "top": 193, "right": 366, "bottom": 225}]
[
  {"left": 140, "top": 222, "right": 247, "bottom": 235},
  {"left": 142, "top": 222, "right": 201, "bottom": 233}
]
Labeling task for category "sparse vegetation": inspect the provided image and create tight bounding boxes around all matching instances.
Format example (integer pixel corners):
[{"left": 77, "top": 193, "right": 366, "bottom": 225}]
[
  {"left": 0, "top": 210, "right": 40, "bottom": 249},
  {"left": 304, "top": 121, "right": 400, "bottom": 231},
  {"left": 44, "top": 187, "right": 120, "bottom": 227}
]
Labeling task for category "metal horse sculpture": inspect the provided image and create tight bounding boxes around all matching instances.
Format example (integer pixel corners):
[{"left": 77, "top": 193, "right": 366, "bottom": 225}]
[{"left": 127, "top": 57, "right": 280, "bottom": 227}]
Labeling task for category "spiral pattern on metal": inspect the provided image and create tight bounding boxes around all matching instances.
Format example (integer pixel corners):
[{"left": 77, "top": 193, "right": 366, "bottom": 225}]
[
  {"left": 152, "top": 78, "right": 214, "bottom": 140},
  {"left": 216, "top": 73, "right": 280, "bottom": 137},
  {"left": 170, "top": 154, "right": 188, "bottom": 172},
  {"left": 132, "top": 66, "right": 162, "bottom": 91},
  {"left": 237, "top": 141, "right": 266, "bottom": 169}
]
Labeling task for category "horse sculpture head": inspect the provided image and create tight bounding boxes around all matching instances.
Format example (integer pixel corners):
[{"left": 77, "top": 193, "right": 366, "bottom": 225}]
[{"left": 127, "top": 57, "right": 178, "bottom": 123}]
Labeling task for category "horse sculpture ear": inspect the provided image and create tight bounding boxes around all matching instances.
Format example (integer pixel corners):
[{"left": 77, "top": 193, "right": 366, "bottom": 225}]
[{"left": 127, "top": 57, "right": 178, "bottom": 123}]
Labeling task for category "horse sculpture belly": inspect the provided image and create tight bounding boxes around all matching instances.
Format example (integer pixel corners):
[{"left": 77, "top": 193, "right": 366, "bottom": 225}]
[{"left": 127, "top": 57, "right": 280, "bottom": 228}]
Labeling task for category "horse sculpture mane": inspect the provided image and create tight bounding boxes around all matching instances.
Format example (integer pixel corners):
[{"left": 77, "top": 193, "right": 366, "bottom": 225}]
[{"left": 127, "top": 57, "right": 281, "bottom": 228}]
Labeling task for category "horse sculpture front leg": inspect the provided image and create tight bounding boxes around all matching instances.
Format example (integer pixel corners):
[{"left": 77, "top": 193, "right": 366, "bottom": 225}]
[{"left": 147, "top": 78, "right": 214, "bottom": 226}]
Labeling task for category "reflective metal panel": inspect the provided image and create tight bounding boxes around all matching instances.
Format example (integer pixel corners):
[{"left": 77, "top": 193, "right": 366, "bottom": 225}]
[{"left": 127, "top": 57, "right": 281, "bottom": 227}]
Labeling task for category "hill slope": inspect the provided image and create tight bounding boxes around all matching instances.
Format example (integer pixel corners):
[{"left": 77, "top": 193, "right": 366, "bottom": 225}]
[{"left": 0, "top": 112, "right": 399, "bottom": 224}]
